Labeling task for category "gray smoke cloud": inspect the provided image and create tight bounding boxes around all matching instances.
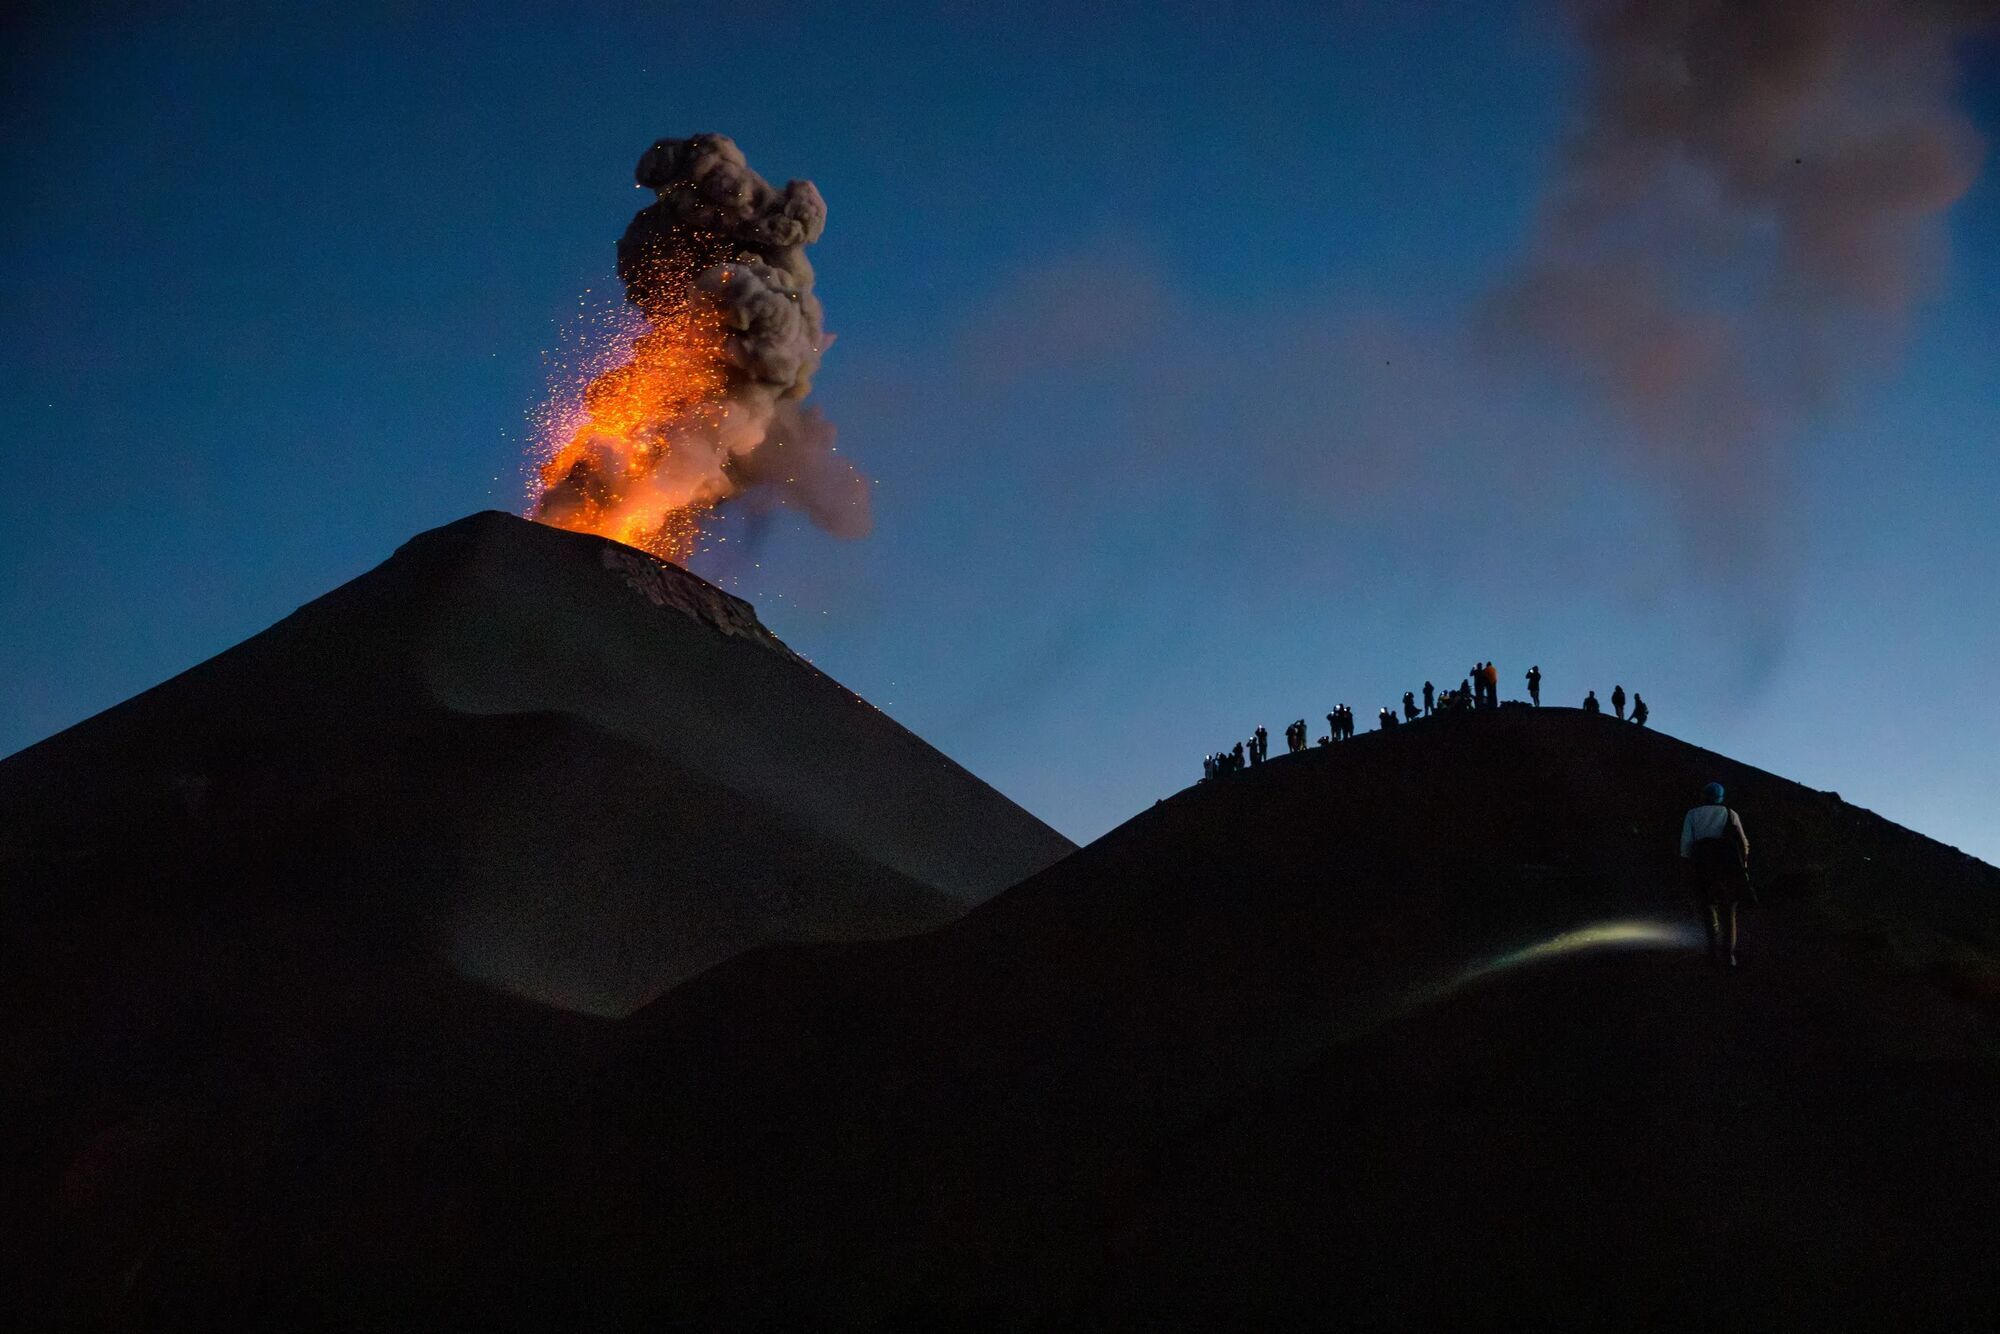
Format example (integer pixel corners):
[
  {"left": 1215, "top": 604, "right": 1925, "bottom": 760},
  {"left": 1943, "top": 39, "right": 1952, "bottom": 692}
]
[
  {"left": 536, "top": 134, "right": 870, "bottom": 551},
  {"left": 1490, "top": 0, "right": 1996, "bottom": 578}
]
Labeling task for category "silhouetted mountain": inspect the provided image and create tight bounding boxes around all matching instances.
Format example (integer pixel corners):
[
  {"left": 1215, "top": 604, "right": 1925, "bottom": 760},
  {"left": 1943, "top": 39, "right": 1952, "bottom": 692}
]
[
  {"left": 0, "top": 511, "right": 1073, "bottom": 1016},
  {"left": 0, "top": 512, "right": 1071, "bottom": 1321},
  {"left": 8, "top": 662, "right": 1998, "bottom": 1327}
]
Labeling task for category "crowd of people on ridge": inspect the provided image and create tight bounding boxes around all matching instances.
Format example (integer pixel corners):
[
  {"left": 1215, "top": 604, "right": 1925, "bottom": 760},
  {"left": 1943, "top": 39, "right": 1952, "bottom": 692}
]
[
  {"left": 1199, "top": 662, "right": 1653, "bottom": 780},
  {"left": 1194, "top": 666, "right": 1758, "bottom": 968}
]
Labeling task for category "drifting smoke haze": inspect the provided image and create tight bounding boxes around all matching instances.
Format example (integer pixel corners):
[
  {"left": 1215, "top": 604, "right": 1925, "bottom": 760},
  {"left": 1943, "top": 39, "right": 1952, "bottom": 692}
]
[
  {"left": 532, "top": 135, "right": 870, "bottom": 563},
  {"left": 1492, "top": 0, "right": 1998, "bottom": 579}
]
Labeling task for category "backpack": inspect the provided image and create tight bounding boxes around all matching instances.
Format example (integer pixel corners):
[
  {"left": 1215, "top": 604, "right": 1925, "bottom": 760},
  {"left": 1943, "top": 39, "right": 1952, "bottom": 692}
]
[{"left": 1690, "top": 810, "right": 1745, "bottom": 874}]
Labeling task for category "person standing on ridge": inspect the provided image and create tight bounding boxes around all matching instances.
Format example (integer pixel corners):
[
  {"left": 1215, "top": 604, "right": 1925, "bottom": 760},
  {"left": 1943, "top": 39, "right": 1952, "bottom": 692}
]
[
  {"left": 1682, "top": 781, "right": 1751, "bottom": 967},
  {"left": 1526, "top": 665, "right": 1541, "bottom": 707},
  {"left": 1423, "top": 681, "right": 1435, "bottom": 716},
  {"left": 1632, "top": 694, "right": 1649, "bottom": 727},
  {"left": 1254, "top": 726, "right": 1268, "bottom": 764},
  {"left": 1483, "top": 661, "right": 1500, "bottom": 706},
  {"left": 1403, "top": 691, "right": 1419, "bottom": 722},
  {"left": 1584, "top": 690, "right": 1600, "bottom": 714},
  {"left": 1327, "top": 710, "right": 1339, "bottom": 743},
  {"left": 1612, "top": 684, "right": 1627, "bottom": 720},
  {"left": 1231, "top": 741, "right": 1245, "bottom": 771},
  {"left": 1460, "top": 677, "right": 1474, "bottom": 710}
]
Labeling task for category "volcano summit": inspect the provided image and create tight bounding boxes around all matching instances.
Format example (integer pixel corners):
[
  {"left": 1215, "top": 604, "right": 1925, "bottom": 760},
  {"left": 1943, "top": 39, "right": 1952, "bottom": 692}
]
[{"left": 0, "top": 511, "right": 1073, "bottom": 1018}]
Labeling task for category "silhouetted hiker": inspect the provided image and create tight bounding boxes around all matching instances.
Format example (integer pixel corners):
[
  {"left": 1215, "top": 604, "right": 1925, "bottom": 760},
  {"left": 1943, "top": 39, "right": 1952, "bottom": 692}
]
[
  {"left": 1289, "top": 719, "right": 1307, "bottom": 754},
  {"left": 1231, "top": 740, "right": 1245, "bottom": 770},
  {"left": 1612, "top": 684, "right": 1627, "bottom": 720},
  {"left": 1422, "top": 681, "right": 1435, "bottom": 715},
  {"left": 1403, "top": 691, "right": 1419, "bottom": 722},
  {"left": 1526, "top": 665, "right": 1541, "bottom": 706},
  {"left": 1631, "top": 694, "right": 1648, "bottom": 727},
  {"left": 1460, "top": 678, "right": 1473, "bottom": 710},
  {"left": 1203, "top": 754, "right": 1214, "bottom": 780},
  {"left": 1682, "top": 781, "right": 1751, "bottom": 967},
  {"left": 1327, "top": 711, "right": 1339, "bottom": 743},
  {"left": 1584, "top": 690, "right": 1600, "bottom": 714},
  {"left": 1483, "top": 661, "right": 1499, "bottom": 706}
]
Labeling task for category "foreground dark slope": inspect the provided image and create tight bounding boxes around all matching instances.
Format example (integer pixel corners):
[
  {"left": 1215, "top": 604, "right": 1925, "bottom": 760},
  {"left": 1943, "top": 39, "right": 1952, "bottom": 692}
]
[
  {"left": 539, "top": 707, "right": 2000, "bottom": 1330},
  {"left": 12, "top": 707, "right": 1998, "bottom": 1328}
]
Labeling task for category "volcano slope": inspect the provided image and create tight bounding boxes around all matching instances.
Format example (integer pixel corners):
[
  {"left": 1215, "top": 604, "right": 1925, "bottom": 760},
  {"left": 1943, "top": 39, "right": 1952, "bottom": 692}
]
[
  {"left": 472, "top": 705, "right": 1996, "bottom": 1332},
  {"left": 0, "top": 513, "right": 1070, "bottom": 1319},
  {"left": 0, "top": 511, "right": 1072, "bottom": 1018},
  {"left": 11, "top": 703, "right": 1999, "bottom": 1329}
]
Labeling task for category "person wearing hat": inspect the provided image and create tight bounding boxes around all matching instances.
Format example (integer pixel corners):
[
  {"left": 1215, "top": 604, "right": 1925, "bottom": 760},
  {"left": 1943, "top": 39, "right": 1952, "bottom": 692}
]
[{"left": 1681, "top": 781, "right": 1751, "bottom": 967}]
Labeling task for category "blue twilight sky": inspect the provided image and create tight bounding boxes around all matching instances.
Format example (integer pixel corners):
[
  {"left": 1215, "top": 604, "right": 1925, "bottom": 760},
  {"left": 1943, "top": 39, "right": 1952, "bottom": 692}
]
[{"left": 3, "top": 3, "right": 1997, "bottom": 863}]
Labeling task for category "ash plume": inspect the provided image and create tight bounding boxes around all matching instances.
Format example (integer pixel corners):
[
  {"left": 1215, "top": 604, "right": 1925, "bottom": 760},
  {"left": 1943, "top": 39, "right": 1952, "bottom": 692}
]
[
  {"left": 1491, "top": 0, "right": 1996, "bottom": 577},
  {"left": 534, "top": 134, "right": 870, "bottom": 561}
]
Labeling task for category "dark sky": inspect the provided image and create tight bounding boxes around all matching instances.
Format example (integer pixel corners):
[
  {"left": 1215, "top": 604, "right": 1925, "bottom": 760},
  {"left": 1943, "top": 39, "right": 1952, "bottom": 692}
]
[{"left": 4, "top": 2, "right": 1997, "bottom": 863}]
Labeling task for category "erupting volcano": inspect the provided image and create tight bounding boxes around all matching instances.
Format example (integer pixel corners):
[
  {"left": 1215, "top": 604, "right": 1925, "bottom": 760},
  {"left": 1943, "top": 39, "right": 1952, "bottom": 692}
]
[{"left": 530, "top": 135, "right": 870, "bottom": 562}]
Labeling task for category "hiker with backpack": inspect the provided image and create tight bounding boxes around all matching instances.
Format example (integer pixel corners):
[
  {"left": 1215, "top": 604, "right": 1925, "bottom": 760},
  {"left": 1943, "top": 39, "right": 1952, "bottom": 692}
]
[
  {"left": 1681, "top": 781, "right": 1753, "bottom": 967},
  {"left": 1631, "top": 694, "right": 1649, "bottom": 727}
]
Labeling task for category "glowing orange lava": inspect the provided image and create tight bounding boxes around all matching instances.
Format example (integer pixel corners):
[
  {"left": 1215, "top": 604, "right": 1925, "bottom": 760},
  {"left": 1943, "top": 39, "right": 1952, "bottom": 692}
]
[{"left": 530, "top": 260, "right": 730, "bottom": 564}]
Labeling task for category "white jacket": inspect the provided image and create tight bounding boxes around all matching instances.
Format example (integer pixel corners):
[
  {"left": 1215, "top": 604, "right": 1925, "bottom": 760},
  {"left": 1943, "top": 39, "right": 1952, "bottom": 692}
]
[{"left": 1680, "top": 804, "right": 1748, "bottom": 860}]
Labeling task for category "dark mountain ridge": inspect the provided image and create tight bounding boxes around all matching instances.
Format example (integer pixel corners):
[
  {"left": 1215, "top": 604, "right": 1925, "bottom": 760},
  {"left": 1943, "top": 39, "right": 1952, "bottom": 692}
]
[
  {"left": 6, "top": 608, "right": 1997, "bottom": 1326},
  {"left": 547, "top": 706, "right": 1998, "bottom": 1328},
  {"left": 0, "top": 511, "right": 1074, "bottom": 1016}
]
